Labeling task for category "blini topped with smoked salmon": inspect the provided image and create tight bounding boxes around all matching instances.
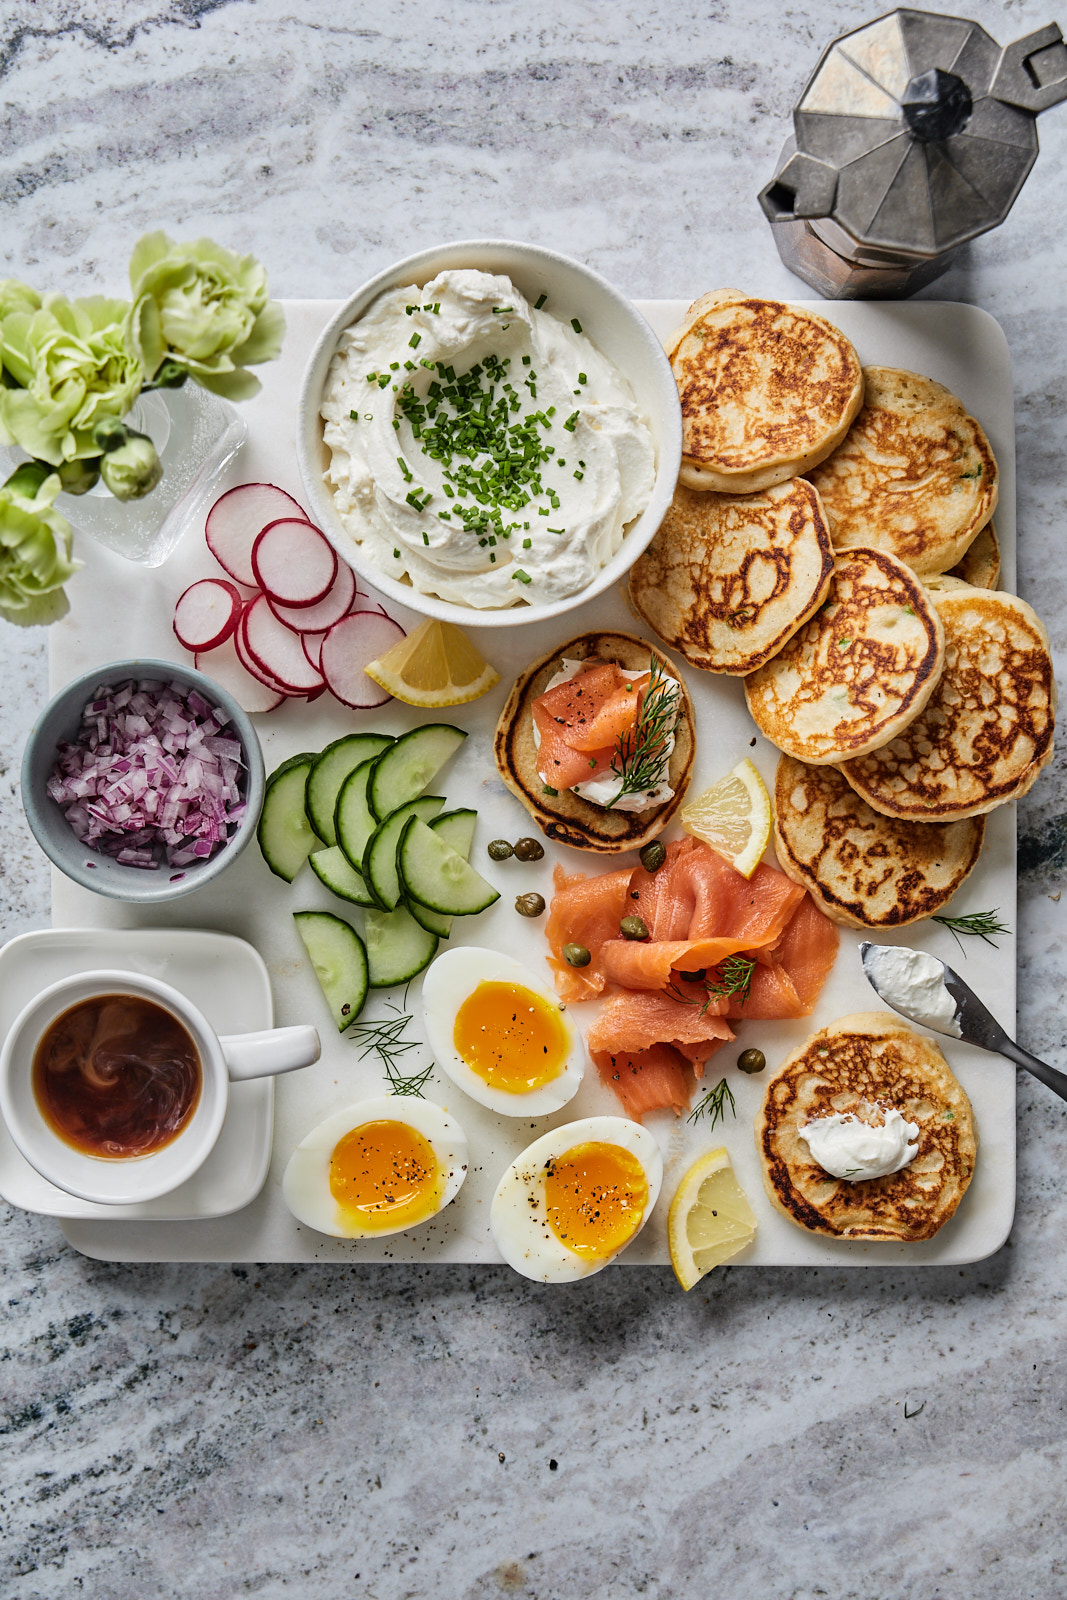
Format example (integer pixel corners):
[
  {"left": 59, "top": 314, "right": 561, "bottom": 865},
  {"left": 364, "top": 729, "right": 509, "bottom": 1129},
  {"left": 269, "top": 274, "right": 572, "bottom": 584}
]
[{"left": 493, "top": 631, "right": 696, "bottom": 853}]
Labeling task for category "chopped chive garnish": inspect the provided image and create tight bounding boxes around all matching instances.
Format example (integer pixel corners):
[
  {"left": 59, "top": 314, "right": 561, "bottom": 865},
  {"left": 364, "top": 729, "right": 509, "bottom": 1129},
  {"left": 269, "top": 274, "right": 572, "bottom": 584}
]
[
  {"left": 422, "top": 532, "right": 430, "bottom": 545},
  {"left": 409, "top": 332, "right": 421, "bottom": 349},
  {"left": 534, "top": 292, "right": 547, "bottom": 309},
  {"left": 522, "top": 538, "right": 532, "bottom": 548},
  {"left": 393, "top": 548, "right": 400, "bottom": 558},
  {"left": 578, "top": 372, "right": 587, "bottom": 384},
  {"left": 512, "top": 568, "right": 532, "bottom": 584},
  {"left": 573, "top": 470, "right": 584, "bottom": 480},
  {"left": 397, "top": 456, "right": 413, "bottom": 483},
  {"left": 349, "top": 408, "right": 359, "bottom": 420},
  {"left": 563, "top": 410, "right": 579, "bottom": 432},
  {"left": 571, "top": 318, "right": 582, "bottom": 333}
]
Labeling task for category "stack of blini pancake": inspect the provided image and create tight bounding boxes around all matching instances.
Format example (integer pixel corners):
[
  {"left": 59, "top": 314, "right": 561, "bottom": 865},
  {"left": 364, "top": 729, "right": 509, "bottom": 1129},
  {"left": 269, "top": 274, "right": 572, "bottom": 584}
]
[{"left": 630, "top": 288, "right": 1056, "bottom": 934}]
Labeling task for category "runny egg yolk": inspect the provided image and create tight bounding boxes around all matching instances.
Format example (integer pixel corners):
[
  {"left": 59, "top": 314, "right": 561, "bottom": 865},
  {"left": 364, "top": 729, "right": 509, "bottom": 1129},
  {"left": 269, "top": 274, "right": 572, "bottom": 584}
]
[
  {"left": 453, "top": 981, "right": 569, "bottom": 1094},
  {"left": 543, "top": 1141, "right": 649, "bottom": 1260},
  {"left": 329, "top": 1120, "right": 443, "bottom": 1231}
]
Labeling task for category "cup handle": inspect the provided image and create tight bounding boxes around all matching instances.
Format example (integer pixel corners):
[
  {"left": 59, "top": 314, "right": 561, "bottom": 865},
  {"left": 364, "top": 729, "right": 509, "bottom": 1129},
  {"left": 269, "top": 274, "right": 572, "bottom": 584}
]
[{"left": 219, "top": 1025, "right": 321, "bottom": 1082}]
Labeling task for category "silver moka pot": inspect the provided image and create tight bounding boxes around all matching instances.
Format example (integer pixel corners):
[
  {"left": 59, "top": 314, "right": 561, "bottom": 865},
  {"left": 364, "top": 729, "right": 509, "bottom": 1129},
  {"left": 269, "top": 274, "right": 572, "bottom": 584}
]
[{"left": 759, "top": 8, "right": 1067, "bottom": 297}]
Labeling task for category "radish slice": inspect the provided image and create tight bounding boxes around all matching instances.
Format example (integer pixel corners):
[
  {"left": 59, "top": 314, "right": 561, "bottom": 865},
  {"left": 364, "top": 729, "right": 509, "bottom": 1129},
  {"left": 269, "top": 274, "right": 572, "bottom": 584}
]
[
  {"left": 235, "top": 602, "right": 297, "bottom": 696},
  {"left": 320, "top": 611, "right": 405, "bottom": 709},
  {"left": 252, "top": 519, "right": 337, "bottom": 608},
  {"left": 302, "top": 630, "right": 327, "bottom": 672},
  {"left": 173, "top": 578, "right": 243, "bottom": 652},
  {"left": 267, "top": 560, "right": 357, "bottom": 633},
  {"left": 206, "top": 484, "right": 309, "bottom": 587},
  {"left": 243, "top": 593, "right": 326, "bottom": 694},
  {"left": 195, "top": 635, "right": 285, "bottom": 715}
]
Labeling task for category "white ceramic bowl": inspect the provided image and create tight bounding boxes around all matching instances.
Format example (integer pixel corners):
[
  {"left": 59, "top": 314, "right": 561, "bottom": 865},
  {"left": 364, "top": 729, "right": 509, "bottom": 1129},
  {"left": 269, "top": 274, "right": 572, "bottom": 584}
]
[{"left": 296, "top": 239, "right": 682, "bottom": 629}]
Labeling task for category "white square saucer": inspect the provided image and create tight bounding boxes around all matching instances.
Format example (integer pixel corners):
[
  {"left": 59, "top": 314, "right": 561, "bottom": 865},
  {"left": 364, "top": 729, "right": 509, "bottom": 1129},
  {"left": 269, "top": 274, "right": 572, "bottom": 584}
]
[{"left": 0, "top": 928, "right": 274, "bottom": 1220}]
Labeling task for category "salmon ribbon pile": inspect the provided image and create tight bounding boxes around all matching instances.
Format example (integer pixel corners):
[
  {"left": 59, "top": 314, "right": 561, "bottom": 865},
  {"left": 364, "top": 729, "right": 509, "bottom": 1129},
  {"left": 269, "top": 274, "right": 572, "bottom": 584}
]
[{"left": 546, "top": 836, "right": 839, "bottom": 1119}]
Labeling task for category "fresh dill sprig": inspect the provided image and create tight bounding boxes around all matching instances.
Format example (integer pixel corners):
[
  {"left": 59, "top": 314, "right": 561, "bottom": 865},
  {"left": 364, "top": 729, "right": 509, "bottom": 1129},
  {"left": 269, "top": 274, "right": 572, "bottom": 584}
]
[
  {"left": 606, "top": 657, "right": 680, "bottom": 808},
  {"left": 706, "top": 954, "right": 756, "bottom": 1006},
  {"left": 932, "top": 908, "right": 1012, "bottom": 952},
  {"left": 667, "top": 954, "right": 757, "bottom": 1017},
  {"left": 348, "top": 1002, "right": 433, "bottom": 1097},
  {"left": 687, "top": 1077, "right": 737, "bottom": 1129}
]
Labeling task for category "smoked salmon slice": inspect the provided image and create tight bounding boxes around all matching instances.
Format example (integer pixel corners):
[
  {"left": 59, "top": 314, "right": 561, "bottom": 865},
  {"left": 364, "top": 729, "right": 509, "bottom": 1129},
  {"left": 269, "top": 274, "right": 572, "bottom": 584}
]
[
  {"left": 545, "top": 863, "right": 633, "bottom": 1001},
  {"left": 598, "top": 839, "right": 805, "bottom": 990},
  {"left": 591, "top": 1044, "right": 693, "bottom": 1121},
  {"left": 532, "top": 662, "right": 648, "bottom": 791},
  {"left": 587, "top": 990, "right": 736, "bottom": 1055}
]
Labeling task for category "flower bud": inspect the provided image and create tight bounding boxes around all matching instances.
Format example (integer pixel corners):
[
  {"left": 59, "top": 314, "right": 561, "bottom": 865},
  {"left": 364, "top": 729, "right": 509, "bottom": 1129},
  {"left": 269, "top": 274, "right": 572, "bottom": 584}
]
[
  {"left": 98, "top": 429, "right": 163, "bottom": 501},
  {"left": 57, "top": 456, "right": 102, "bottom": 495}
]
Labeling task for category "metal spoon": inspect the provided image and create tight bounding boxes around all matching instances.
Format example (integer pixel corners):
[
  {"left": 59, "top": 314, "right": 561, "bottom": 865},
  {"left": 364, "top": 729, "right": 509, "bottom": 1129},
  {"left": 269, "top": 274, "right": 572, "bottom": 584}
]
[{"left": 860, "top": 941, "right": 1067, "bottom": 1106}]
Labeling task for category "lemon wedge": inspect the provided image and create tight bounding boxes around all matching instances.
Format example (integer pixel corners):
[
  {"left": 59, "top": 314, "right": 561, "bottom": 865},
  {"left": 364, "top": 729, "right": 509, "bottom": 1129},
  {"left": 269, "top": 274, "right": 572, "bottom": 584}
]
[
  {"left": 679, "top": 757, "right": 772, "bottom": 878},
  {"left": 668, "top": 1146, "right": 758, "bottom": 1291},
  {"left": 364, "top": 618, "right": 500, "bottom": 708}
]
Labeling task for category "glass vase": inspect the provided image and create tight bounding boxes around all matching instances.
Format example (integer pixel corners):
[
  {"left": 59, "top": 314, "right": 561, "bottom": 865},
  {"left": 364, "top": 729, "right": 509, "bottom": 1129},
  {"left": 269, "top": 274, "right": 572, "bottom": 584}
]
[{"left": 0, "top": 385, "right": 247, "bottom": 568}]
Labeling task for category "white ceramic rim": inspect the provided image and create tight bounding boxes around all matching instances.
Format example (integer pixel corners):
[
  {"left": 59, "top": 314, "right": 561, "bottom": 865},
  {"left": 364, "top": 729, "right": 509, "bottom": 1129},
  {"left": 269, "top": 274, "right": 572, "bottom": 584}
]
[
  {"left": 0, "top": 970, "right": 230, "bottom": 1204},
  {"left": 295, "top": 237, "right": 682, "bottom": 628}
]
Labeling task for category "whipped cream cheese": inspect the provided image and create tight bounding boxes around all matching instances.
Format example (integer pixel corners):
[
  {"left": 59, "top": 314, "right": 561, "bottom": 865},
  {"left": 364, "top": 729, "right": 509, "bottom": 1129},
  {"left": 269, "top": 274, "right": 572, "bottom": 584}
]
[
  {"left": 798, "top": 1108, "right": 920, "bottom": 1181},
  {"left": 532, "top": 658, "right": 679, "bottom": 813},
  {"left": 864, "top": 944, "right": 962, "bottom": 1037},
  {"left": 320, "top": 269, "right": 656, "bottom": 609}
]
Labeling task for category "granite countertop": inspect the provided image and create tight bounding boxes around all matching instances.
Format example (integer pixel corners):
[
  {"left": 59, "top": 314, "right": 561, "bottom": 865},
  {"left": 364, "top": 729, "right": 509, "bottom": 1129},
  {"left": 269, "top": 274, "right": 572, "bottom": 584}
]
[{"left": 2, "top": 3, "right": 1066, "bottom": 1595}]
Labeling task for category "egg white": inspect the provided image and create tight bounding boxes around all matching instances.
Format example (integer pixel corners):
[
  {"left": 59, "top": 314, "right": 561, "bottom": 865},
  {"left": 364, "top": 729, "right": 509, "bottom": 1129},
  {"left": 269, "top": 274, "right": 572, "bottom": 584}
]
[
  {"left": 490, "top": 1115, "right": 663, "bottom": 1282},
  {"left": 421, "top": 946, "right": 585, "bottom": 1117},
  {"left": 283, "top": 1095, "right": 468, "bottom": 1239}
]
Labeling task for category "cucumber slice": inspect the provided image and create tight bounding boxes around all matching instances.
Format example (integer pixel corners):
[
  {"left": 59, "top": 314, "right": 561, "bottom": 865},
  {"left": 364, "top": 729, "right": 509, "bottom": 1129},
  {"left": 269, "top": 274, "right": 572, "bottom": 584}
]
[
  {"left": 405, "top": 810, "right": 478, "bottom": 939},
  {"left": 293, "top": 910, "right": 369, "bottom": 1031},
  {"left": 432, "top": 807, "right": 477, "bottom": 859},
  {"left": 334, "top": 759, "right": 383, "bottom": 875},
  {"left": 368, "top": 724, "right": 467, "bottom": 821},
  {"left": 363, "top": 795, "right": 445, "bottom": 910},
  {"left": 398, "top": 816, "right": 501, "bottom": 916},
  {"left": 306, "top": 732, "right": 393, "bottom": 846},
  {"left": 308, "top": 844, "right": 377, "bottom": 908},
  {"left": 258, "top": 753, "right": 321, "bottom": 882},
  {"left": 365, "top": 903, "right": 439, "bottom": 987}
]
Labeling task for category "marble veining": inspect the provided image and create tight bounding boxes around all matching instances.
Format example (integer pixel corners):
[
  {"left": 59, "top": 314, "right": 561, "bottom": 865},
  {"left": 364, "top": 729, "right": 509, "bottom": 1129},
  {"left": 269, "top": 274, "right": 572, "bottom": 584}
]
[{"left": 2, "top": 1, "right": 1067, "bottom": 1595}]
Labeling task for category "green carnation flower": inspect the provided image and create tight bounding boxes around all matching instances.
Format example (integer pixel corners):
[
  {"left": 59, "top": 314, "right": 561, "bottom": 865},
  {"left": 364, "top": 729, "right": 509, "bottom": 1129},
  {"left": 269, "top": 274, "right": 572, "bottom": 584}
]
[
  {"left": 0, "top": 294, "right": 143, "bottom": 466},
  {"left": 0, "top": 469, "right": 80, "bottom": 627},
  {"left": 127, "top": 231, "right": 285, "bottom": 401}
]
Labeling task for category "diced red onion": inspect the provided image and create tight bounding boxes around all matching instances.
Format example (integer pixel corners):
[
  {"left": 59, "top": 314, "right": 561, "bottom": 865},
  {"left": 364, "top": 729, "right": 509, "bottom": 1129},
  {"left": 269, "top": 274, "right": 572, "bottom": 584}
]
[{"left": 49, "top": 678, "right": 248, "bottom": 870}]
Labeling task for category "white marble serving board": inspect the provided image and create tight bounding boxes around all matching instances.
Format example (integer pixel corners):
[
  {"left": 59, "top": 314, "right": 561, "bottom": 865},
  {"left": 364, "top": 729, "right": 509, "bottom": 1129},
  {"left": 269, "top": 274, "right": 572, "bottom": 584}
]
[{"left": 46, "top": 299, "right": 1016, "bottom": 1265}]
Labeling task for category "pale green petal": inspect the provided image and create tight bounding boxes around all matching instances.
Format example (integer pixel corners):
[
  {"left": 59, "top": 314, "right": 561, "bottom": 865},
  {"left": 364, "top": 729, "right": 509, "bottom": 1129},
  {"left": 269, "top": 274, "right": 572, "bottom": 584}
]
[
  {"left": 127, "top": 294, "right": 165, "bottom": 377},
  {"left": 232, "top": 300, "right": 286, "bottom": 365},
  {"left": 188, "top": 363, "right": 262, "bottom": 401},
  {"left": 129, "top": 230, "right": 175, "bottom": 292}
]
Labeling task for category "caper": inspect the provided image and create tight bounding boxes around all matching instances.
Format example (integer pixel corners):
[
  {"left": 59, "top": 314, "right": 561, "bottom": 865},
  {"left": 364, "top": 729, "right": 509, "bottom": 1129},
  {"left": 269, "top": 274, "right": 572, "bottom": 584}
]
[
  {"left": 515, "top": 892, "right": 546, "bottom": 918},
  {"left": 737, "top": 1048, "right": 766, "bottom": 1075},
  {"left": 563, "top": 943, "right": 591, "bottom": 968},
  {"left": 488, "top": 839, "right": 514, "bottom": 861},
  {"left": 639, "top": 840, "right": 667, "bottom": 873},
  {"left": 677, "top": 969, "right": 707, "bottom": 984},
  {"left": 620, "top": 915, "right": 649, "bottom": 941},
  {"left": 514, "top": 836, "right": 545, "bottom": 862}
]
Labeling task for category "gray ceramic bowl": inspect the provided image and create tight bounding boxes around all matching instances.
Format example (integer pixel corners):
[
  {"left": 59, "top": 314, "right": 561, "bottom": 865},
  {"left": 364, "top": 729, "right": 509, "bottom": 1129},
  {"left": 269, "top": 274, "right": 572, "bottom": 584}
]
[
  {"left": 21, "top": 658, "right": 265, "bottom": 904},
  {"left": 296, "top": 238, "right": 682, "bottom": 628}
]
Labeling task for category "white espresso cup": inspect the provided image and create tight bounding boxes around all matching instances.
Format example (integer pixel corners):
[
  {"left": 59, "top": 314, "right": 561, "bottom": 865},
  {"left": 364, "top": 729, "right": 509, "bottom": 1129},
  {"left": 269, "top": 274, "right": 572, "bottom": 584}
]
[{"left": 0, "top": 969, "right": 320, "bottom": 1205}]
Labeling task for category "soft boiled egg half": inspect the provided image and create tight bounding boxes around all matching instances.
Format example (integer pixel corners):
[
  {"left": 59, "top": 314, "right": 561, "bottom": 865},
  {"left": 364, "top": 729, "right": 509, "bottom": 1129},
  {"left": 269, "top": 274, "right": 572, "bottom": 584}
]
[
  {"left": 491, "top": 1116, "right": 663, "bottom": 1282},
  {"left": 283, "top": 1096, "right": 468, "bottom": 1239},
  {"left": 421, "top": 947, "right": 585, "bottom": 1117}
]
